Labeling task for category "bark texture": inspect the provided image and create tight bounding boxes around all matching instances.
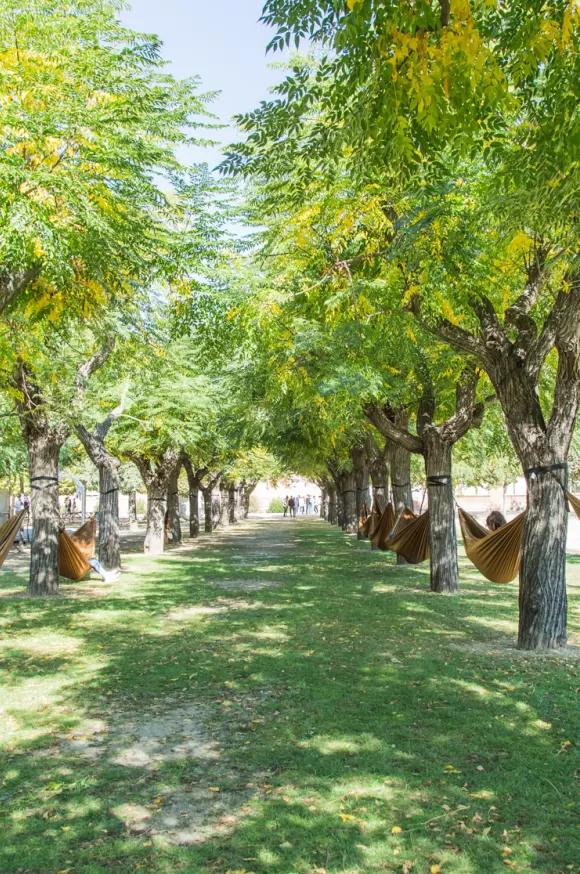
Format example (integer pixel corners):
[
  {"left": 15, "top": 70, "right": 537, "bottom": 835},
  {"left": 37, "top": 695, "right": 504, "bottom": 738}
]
[
  {"left": 166, "top": 463, "right": 182, "bottom": 544},
  {"left": 351, "top": 446, "right": 370, "bottom": 539},
  {"left": 28, "top": 437, "right": 61, "bottom": 596},
  {"left": 183, "top": 458, "right": 207, "bottom": 538},
  {"left": 128, "top": 492, "right": 138, "bottom": 530},
  {"left": 77, "top": 402, "right": 125, "bottom": 573}
]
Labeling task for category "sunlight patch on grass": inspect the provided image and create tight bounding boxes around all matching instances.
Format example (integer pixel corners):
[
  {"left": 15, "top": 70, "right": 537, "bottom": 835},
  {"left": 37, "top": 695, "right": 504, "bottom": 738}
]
[
  {"left": 464, "top": 614, "right": 518, "bottom": 634},
  {"left": 299, "top": 733, "right": 384, "bottom": 756}
]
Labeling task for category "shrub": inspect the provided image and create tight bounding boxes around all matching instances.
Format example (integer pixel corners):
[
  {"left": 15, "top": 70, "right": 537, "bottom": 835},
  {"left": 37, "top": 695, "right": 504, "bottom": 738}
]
[{"left": 268, "top": 498, "right": 284, "bottom": 514}]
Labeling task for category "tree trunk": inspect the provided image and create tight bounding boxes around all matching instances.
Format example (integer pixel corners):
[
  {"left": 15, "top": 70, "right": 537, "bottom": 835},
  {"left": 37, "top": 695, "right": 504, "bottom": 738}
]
[
  {"left": 28, "top": 436, "right": 61, "bottom": 596},
  {"left": 388, "top": 440, "right": 413, "bottom": 565},
  {"left": 98, "top": 462, "right": 121, "bottom": 572},
  {"left": 189, "top": 486, "right": 200, "bottom": 537},
  {"left": 342, "top": 471, "right": 357, "bottom": 535},
  {"left": 242, "top": 484, "right": 256, "bottom": 518},
  {"left": 166, "top": 465, "right": 182, "bottom": 544},
  {"left": 212, "top": 487, "right": 221, "bottom": 529},
  {"left": 370, "top": 455, "right": 389, "bottom": 510},
  {"left": 320, "top": 487, "right": 328, "bottom": 519},
  {"left": 128, "top": 491, "right": 138, "bottom": 531},
  {"left": 228, "top": 483, "right": 238, "bottom": 524},
  {"left": 518, "top": 473, "right": 567, "bottom": 649},
  {"left": 423, "top": 432, "right": 458, "bottom": 594},
  {"left": 328, "top": 485, "right": 337, "bottom": 524},
  {"left": 351, "top": 447, "right": 370, "bottom": 540},
  {"left": 202, "top": 488, "right": 213, "bottom": 533},
  {"left": 131, "top": 450, "right": 181, "bottom": 556},
  {"left": 219, "top": 482, "right": 230, "bottom": 528},
  {"left": 145, "top": 486, "right": 166, "bottom": 555}
]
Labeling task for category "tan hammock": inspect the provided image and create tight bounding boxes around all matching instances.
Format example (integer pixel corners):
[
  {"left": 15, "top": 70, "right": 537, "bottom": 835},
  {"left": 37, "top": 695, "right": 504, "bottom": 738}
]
[
  {"left": 0, "top": 510, "right": 27, "bottom": 569},
  {"left": 387, "top": 509, "right": 431, "bottom": 564},
  {"left": 360, "top": 497, "right": 381, "bottom": 539},
  {"left": 59, "top": 517, "right": 97, "bottom": 582},
  {"left": 566, "top": 491, "right": 580, "bottom": 521},
  {"left": 369, "top": 501, "right": 396, "bottom": 550},
  {"left": 458, "top": 509, "right": 525, "bottom": 584}
]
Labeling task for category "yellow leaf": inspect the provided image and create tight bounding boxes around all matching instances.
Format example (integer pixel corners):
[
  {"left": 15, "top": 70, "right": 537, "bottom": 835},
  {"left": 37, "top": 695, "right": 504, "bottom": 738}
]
[
  {"left": 346, "top": 0, "right": 361, "bottom": 9},
  {"left": 60, "top": 826, "right": 71, "bottom": 831},
  {"left": 208, "top": 786, "right": 220, "bottom": 792},
  {"left": 338, "top": 813, "right": 355, "bottom": 822},
  {"left": 391, "top": 825, "right": 402, "bottom": 834},
  {"left": 431, "top": 866, "right": 442, "bottom": 874}
]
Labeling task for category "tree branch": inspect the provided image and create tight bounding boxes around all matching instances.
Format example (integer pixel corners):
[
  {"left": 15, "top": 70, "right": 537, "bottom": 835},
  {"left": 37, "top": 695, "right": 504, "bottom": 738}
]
[
  {"left": 407, "top": 293, "right": 490, "bottom": 367},
  {"left": 365, "top": 403, "right": 424, "bottom": 454},
  {"left": 0, "top": 266, "right": 41, "bottom": 315},
  {"left": 547, "top": 274, "right": 580, "bottom": 453},
  {"left": 439, "top": 370, "right": 488, "bottom": 445}
]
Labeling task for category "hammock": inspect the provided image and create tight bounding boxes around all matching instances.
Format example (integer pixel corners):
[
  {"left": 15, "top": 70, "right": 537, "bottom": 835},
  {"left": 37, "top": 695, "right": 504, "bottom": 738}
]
[
  {"left": 360, "top": 497, "right": 382, "bottom": 539},
  {"left": 0, "top": 510, "right": 27, "bottom": 569},
  {"left": 566, "top": 490, "right": 580, "bottom": 521},
  {"left": 358, "top": 502, "right": 371, "bottom": 538},
  {"left": 369, "top": 501, "right": 396, "bottom": 550},
  {"left": 458, "top": 509, "right": 525, "bottom": 584},
  {"left": 386, "top": 509, "right": 431, "bottom": 564},
  {"left": 59, "top": 517, "right": 97, "bottom": 582}
]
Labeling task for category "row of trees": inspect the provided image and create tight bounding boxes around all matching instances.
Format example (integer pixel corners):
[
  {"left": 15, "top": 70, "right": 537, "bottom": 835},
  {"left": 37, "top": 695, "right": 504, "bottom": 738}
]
[
  {"left": 0, "top": 0, "right": 283, "bottom": 596},
  {"left": 2, "top": 0, "right": 579, "bottom": 653},
  {"left": 214, "top": 0, "right": 580, "bottom": 650}
]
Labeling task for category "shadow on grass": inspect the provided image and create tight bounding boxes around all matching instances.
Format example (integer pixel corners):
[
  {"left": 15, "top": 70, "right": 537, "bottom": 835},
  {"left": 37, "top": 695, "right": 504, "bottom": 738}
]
[{"left": 1, "top": 518, "right": 579, "bottom": 874}]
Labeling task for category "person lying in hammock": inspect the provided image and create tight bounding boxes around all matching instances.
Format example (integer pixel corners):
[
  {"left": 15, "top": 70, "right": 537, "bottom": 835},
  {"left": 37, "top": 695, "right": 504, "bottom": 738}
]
[{"left": 486, "top": 510, "right": 507, "bottom": 531}]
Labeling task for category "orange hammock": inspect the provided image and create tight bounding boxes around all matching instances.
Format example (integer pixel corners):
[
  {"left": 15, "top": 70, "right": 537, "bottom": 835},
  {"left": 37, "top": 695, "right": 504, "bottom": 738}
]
[
  {"left": 0, "top": 509, "right": 27, "bottom": 569},
  {"left": 360, "top": 497, "right": 382, "bottom": 539},
  {"left": 369, "top": 501, "right": 396, "bottom": 550},
  {"left": 458, "top": 509, "right": 525, "bottom": 584},
  {"left": 386, "top": 509, "right": 431, "bottom": 564},
  {"left": 59, "top": 517, "right": 97, "bottom": 581}
]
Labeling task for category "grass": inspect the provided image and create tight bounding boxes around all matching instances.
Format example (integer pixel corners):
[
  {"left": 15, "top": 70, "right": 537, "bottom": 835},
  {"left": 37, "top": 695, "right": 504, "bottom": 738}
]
[{"left": 0, "top": 517, "right": 579, "bottom": 874}]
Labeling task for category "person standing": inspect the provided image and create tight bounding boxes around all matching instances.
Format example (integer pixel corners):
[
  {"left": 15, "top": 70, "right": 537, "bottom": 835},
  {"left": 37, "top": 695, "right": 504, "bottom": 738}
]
[
  {"left": 288, "top": 496, "right": 295, "bottom": 517},
  {"left": 283, "top": 495, "right": 289, "bottom": 517}
]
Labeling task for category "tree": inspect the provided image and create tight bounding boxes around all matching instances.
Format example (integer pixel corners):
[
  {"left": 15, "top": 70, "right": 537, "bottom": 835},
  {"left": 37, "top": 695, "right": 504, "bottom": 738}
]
[
  {"left": 11, "top": 338, "right": 111, "bottom": 595},
  {"left": 0, "top": 0, "right": 211, "bottom": 318},
  {"left": 109, "top": 340, "right": 224, "bottom": 554}
]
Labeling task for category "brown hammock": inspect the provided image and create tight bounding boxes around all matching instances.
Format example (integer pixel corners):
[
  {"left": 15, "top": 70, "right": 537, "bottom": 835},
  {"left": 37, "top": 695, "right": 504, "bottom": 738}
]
[
  {"left": 0, "top": 510, "right": 27, "bottom": 569},
  {"left": 361, "top": 497, "right": 382, "bottom": 539},
  {"left": 369, "top": 501, "right": 396, "bottom": 550},
  {"left": 386, "top": 509, "right": 431, "bottom": 564},
  {"left": 566, "top": 490, "right": 580, "bottom": 521},
  {"left": 458, "top": 509, "right": 525, "bottom": 584},
  {"left": 59, "top": 517, "right": 97, "bottom": 581}
]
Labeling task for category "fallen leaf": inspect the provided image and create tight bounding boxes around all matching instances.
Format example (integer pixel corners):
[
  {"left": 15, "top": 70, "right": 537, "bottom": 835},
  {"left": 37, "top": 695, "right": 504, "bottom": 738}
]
[{"left": 391, "top": 825, "right": 402, "bottom": 834}]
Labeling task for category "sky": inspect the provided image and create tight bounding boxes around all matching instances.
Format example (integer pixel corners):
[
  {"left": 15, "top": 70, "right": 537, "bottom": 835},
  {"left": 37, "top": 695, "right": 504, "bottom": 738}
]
[{"left": 121, "top": 0, "right": 287, "bottom": 169}]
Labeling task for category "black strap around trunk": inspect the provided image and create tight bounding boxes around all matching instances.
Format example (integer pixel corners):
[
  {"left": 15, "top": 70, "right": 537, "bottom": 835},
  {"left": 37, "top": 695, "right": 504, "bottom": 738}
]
[
  {"left": 392, "top": 481, "right": 411, "bottom": 488},
  {"left": 102, "top": 487, "right": 119, "bottom": 495},
  {"left": 30, "top": 476, "right": 58, "bottom": 491},
  {"left": 524, "top": 462, "right": 567, "bottom": 480},
  {"left": 426, "top": 475, "right": 453, "bottom": 487},
  {"left": 342, "top": 489, "right": 356, "bottom": 495}
]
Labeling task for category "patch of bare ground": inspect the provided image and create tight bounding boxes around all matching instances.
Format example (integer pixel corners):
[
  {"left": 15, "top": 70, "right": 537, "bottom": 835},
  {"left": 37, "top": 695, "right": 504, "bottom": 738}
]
[
  {"left": 48, "top": 699, "right": 261, "bottom": 846},
  {"left": 209, "top": 577, "right": 286, "bottom": 591}
]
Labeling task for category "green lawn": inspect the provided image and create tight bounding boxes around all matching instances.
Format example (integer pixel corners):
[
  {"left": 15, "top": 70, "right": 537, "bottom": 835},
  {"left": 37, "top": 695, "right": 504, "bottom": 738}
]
[{"left": 0, "top": 518, "right": 578, "bottom": 874}]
